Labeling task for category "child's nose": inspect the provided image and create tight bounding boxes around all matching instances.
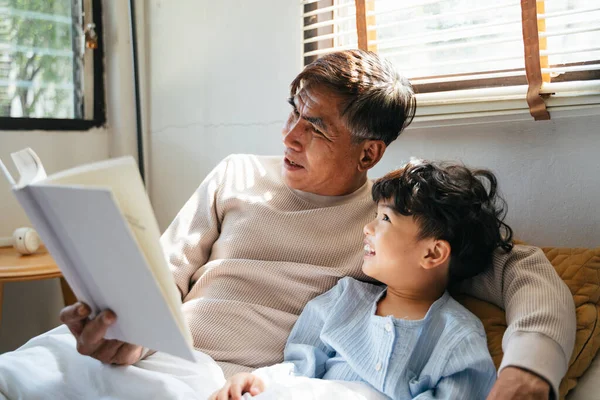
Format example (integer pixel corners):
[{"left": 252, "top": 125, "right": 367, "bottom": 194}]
[{"left": 363, "top": 220, "right": 374, "bottom": 236}]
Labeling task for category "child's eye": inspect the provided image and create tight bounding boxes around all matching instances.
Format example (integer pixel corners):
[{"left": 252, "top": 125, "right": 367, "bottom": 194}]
[{"left": 382, "top": 214, "right": 390, "bottom": 222}]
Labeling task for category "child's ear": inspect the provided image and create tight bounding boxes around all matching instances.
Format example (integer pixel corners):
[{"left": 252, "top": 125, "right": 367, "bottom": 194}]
[{"left": 422, "top": 240, "right": 451, "bottom": 270}]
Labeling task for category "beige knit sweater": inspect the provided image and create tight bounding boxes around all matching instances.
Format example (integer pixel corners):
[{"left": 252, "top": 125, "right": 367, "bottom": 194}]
[{"left": 160, "top": 154, "right": 576, "bottom": 396}]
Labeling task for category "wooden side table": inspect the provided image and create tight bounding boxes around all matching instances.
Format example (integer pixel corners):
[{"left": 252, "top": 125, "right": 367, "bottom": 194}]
[{"left": 0, "top": 246, "right": 76, "bottom": 329}]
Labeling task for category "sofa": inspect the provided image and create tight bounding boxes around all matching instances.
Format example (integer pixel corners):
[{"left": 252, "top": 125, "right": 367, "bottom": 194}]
[{"left": 459, "top": 246, "right": 600, "bottom": 400}]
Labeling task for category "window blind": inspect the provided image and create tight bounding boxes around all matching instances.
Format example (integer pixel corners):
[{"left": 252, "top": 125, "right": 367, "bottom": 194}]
[{"left": 301, "top": 0, "right": 600, "bottom": 121}]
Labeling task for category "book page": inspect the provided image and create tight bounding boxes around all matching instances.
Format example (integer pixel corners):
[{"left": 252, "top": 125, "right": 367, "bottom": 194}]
[{"left": 10, "top": 148, "right": 48, "bottom": 187}]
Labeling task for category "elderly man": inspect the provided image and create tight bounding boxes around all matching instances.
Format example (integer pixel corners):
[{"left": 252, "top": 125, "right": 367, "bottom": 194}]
[{"left": 61, "top": 50, "right": 575, "bottom": 399}]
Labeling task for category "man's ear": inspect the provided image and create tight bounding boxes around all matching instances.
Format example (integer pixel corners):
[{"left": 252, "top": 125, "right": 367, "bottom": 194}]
[
  {"left": 422, "top": 240, "right": 451, "bottom": 270},
  {"left": 358, "top": 140, "right": 386, "bottom": 172}
]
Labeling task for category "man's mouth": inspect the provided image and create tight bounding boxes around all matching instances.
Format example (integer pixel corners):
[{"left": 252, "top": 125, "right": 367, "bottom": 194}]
[
  {"left": 364, "top": 242, "right": 375, "bottom": 256},
  {"left": 284, "top": 157, "right": 304, "bottom": 169}
]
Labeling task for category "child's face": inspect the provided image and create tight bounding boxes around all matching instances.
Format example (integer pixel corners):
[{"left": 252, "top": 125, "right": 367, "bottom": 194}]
[{"left": 362, "top": 201, "right": 433, "bottom": 286}]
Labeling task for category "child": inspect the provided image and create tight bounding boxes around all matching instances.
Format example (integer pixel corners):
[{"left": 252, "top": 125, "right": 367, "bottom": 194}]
[{"left": 211, "top": 160, "right": 513, "bottom": 400}]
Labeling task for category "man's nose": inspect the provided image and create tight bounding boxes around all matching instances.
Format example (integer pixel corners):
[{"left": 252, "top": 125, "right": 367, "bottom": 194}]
[{"left": 282, "top": 121, "right": 305, "bottom": 151}]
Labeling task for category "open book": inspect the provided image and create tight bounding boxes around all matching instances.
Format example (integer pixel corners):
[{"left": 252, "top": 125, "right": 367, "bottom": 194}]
[{"left": 0, "top": 148, "right": 194, "bottom": 361}]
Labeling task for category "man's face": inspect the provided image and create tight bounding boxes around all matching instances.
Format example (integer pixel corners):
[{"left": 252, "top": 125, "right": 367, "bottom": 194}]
[{"left": 281, "top": 83, "right": 366, "bottom": 196}]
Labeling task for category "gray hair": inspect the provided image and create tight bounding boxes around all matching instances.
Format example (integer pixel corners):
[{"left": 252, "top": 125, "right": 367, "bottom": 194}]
[{"left": 290, "top": 50, "right": 416, "bottom": 146}]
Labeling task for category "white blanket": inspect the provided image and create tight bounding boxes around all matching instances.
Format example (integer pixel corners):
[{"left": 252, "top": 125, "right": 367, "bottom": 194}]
[{"left": 0, "top": 325, "right": 388, "bottom": 400}]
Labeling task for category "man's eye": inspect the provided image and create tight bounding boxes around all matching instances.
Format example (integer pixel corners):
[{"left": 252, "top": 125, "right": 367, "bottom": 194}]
[
  {"left": 287, "top": 99, "right": 300, "bottom": 117},
  {"left": 312, "top": 127, "right": 323, "bottom": 136}
]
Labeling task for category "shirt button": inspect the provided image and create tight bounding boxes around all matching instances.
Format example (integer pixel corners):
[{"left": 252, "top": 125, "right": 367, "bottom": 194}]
[
  {"left": 384, "top": 323, "right": 392, "bottom": 332},
  {"left": 375, "top": 362, "right": 382, "bottom": 371}
]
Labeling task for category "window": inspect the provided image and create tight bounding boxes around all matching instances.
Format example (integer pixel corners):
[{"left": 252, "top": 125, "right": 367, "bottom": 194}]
[
  {"left": 0, "top": 0, "right": 105, "bottom": 130},
  {"left": 302, "top": 0, "right": 600, "bottom": 121}
]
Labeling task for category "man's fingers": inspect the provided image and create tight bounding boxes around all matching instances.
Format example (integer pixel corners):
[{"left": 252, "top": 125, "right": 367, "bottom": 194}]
[
  {"left": 112, "top": 343, "right": 143, "bottom": 365},
  {"left": 80, "top": 310, "right": 115, "bottom": 343},
  {"left": 91, "top": 340, "right": 123, "bottom": 363},
  {"left": 60, "top": 306, "right": 141, "bottom": 367},
  {"left": 64, "top": 318, "right": 86, "bottom": 338},
  {"left": 59, "top": 302, "right": 91, "bottom": 337},
  {"left": 59, "top": 302, "right": 90, "bottom": 324},
  {"left": 76, "top": 310, "right": 115, "bottom": 355}
]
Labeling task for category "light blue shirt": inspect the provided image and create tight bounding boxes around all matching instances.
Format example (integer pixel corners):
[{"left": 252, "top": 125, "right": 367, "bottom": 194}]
[{"left": 283, "top": 277, "right": 496, "bottom": 399}]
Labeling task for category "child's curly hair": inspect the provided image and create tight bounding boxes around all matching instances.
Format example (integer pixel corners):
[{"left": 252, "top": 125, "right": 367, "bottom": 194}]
[{"left": 372, "top": 160, "right": 513, "bottom": 282}]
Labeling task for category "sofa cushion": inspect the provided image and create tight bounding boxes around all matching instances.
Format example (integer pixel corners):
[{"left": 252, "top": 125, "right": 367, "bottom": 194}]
[{"left": 457, "top": 246, "right": 600, "bottom": 400}]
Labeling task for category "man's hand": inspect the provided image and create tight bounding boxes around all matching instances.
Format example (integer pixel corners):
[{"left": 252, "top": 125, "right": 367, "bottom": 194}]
[
  {"left": 59, "top": 302, "right": 143, "bottom": 365},
  {"left": 487, "top": 367, "right": 551, "bottom": 400},
  {"left": 209, "top": 372, "right": 265, "bottom": 400}
]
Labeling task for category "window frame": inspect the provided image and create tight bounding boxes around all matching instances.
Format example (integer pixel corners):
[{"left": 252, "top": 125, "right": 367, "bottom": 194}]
[{"left": 0, "top": 0, "right": 106, "bottom": 131}]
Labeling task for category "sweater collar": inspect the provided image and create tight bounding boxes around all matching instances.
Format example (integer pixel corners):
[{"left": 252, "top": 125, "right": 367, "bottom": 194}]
[{"left": 290, "top": 179, "right": 373, "bottom": 207}]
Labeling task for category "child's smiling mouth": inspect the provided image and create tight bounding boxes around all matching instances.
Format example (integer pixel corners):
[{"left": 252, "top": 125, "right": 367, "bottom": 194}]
[{"left": 364, "top": 242, "right": 376, "bottom": 256}]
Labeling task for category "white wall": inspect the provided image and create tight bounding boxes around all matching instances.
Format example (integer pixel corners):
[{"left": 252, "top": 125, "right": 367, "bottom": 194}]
[
  {"left": 371, "top": 115, "right": 600, "bottom": 248},
  {"left": 147, "top": 0, "right": 301, "bottom": 229},
  {"left": 147, "top": 0, "right": 599, "bottom": 249},
  {"left": 0, "top": 0, "right": 139, "bottom": 352}
]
